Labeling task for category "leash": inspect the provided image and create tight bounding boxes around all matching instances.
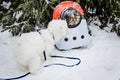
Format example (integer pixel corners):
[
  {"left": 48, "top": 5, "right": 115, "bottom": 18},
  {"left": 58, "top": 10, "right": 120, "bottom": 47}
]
[
  {"left": 0, "top": 72, "right": 31, "bottom": 80},
  {"left": 43, "top": 51, "right": 81, "bottom": 67},
  {"left": 0, "top": 53, "right": 81, "bottom": 80},
  {"left": 45, "top": 55, "right": 81, "bottom": 67}
]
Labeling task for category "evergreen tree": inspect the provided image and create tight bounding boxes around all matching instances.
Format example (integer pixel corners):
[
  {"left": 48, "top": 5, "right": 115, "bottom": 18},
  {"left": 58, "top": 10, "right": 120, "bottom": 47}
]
[
  {"left": 0, "top": 0, "right": 120, "bottom": 36},
  {"left": 79, "top": 0, "right": 120, "bottom": 36},
  {"left": 0, "top": 0, "right": 56, "bottom": 36}
]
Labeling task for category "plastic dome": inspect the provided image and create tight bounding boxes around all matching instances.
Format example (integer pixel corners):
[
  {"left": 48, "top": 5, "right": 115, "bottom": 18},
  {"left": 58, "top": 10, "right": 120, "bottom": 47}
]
[{"left": 52, "top": 1, "right": 84, "bottom": 20}]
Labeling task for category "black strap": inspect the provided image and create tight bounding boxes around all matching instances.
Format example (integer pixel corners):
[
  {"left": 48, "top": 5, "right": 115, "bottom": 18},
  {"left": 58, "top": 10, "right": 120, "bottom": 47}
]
[
  {"left": 43, "top": 51, "right": 47, "bottom": 61},
  {"left": 0, "top": 53, "right": 81, "bottom": 80},
  {"left": 44, "top": 55, "right": 81, "bottom": 67},
  {"left": 0, "top": 72, "right": 30, "bottom": 80}
]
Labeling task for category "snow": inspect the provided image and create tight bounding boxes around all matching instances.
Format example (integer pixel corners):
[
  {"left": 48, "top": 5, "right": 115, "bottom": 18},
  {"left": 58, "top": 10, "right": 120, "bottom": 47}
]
[
  {"left": 1, "top": 1, "right": 11, "bottom": 9},
  {"left": 0, "top": 25, "right": 120, "bottom": 80},
  {"left": 13, "top": 11, "right": 23, "bottom": 21}
]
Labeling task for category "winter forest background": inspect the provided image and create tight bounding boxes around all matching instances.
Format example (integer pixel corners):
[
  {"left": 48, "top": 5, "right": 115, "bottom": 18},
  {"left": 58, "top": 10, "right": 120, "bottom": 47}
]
[{"left": 0, "top": 0, "right": 120, "bottom": 36}]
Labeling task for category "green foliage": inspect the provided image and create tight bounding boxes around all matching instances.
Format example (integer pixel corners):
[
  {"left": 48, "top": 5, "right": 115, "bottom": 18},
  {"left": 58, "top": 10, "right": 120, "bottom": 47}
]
[
  {"left": 0, "top": 0, "right": 55, "bottom": 36},
  {"left": 79, "top": 0, "right": 120, "bottom": 36},
  {"left": 0, "top": 0, "right": 120, "bottom": 36}
]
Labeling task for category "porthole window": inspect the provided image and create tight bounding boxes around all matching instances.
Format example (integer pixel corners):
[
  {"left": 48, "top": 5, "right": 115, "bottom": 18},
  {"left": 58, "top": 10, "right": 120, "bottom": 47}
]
[{"left": 60, "top": 7, "right": 82, "bottom": 28}]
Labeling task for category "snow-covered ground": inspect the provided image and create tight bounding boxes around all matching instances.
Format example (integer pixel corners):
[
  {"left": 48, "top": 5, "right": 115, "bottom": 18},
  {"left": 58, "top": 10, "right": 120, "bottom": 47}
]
[{"left": 0, "top": 25, "right": 120, "bottom": 80}]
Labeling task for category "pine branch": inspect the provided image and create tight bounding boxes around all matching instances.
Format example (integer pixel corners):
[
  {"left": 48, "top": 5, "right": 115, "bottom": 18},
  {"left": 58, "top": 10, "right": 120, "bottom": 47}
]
[{"left": 1, "top": 21, "right": 28, "bottom": 32}]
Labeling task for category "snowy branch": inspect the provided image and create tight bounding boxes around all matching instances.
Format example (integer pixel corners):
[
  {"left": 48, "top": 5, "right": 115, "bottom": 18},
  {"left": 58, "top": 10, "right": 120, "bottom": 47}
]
[
  {"left": 45, "top": 0, "right": 50, "bottom": 4},
  {"left": 1, "top": 21, "right": 28, "bottom": 32}
]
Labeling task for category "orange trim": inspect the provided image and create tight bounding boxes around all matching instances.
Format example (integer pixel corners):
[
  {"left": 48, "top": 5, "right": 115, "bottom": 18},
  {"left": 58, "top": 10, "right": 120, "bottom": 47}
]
[{"left": 52, "top": 1, "right": 84, "bottom": 19}]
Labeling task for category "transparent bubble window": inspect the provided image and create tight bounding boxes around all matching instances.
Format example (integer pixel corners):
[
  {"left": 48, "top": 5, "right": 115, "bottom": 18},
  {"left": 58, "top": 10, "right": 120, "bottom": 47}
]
[{"left": 60, "top": 7, "right": 82, "bottom": 28}]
